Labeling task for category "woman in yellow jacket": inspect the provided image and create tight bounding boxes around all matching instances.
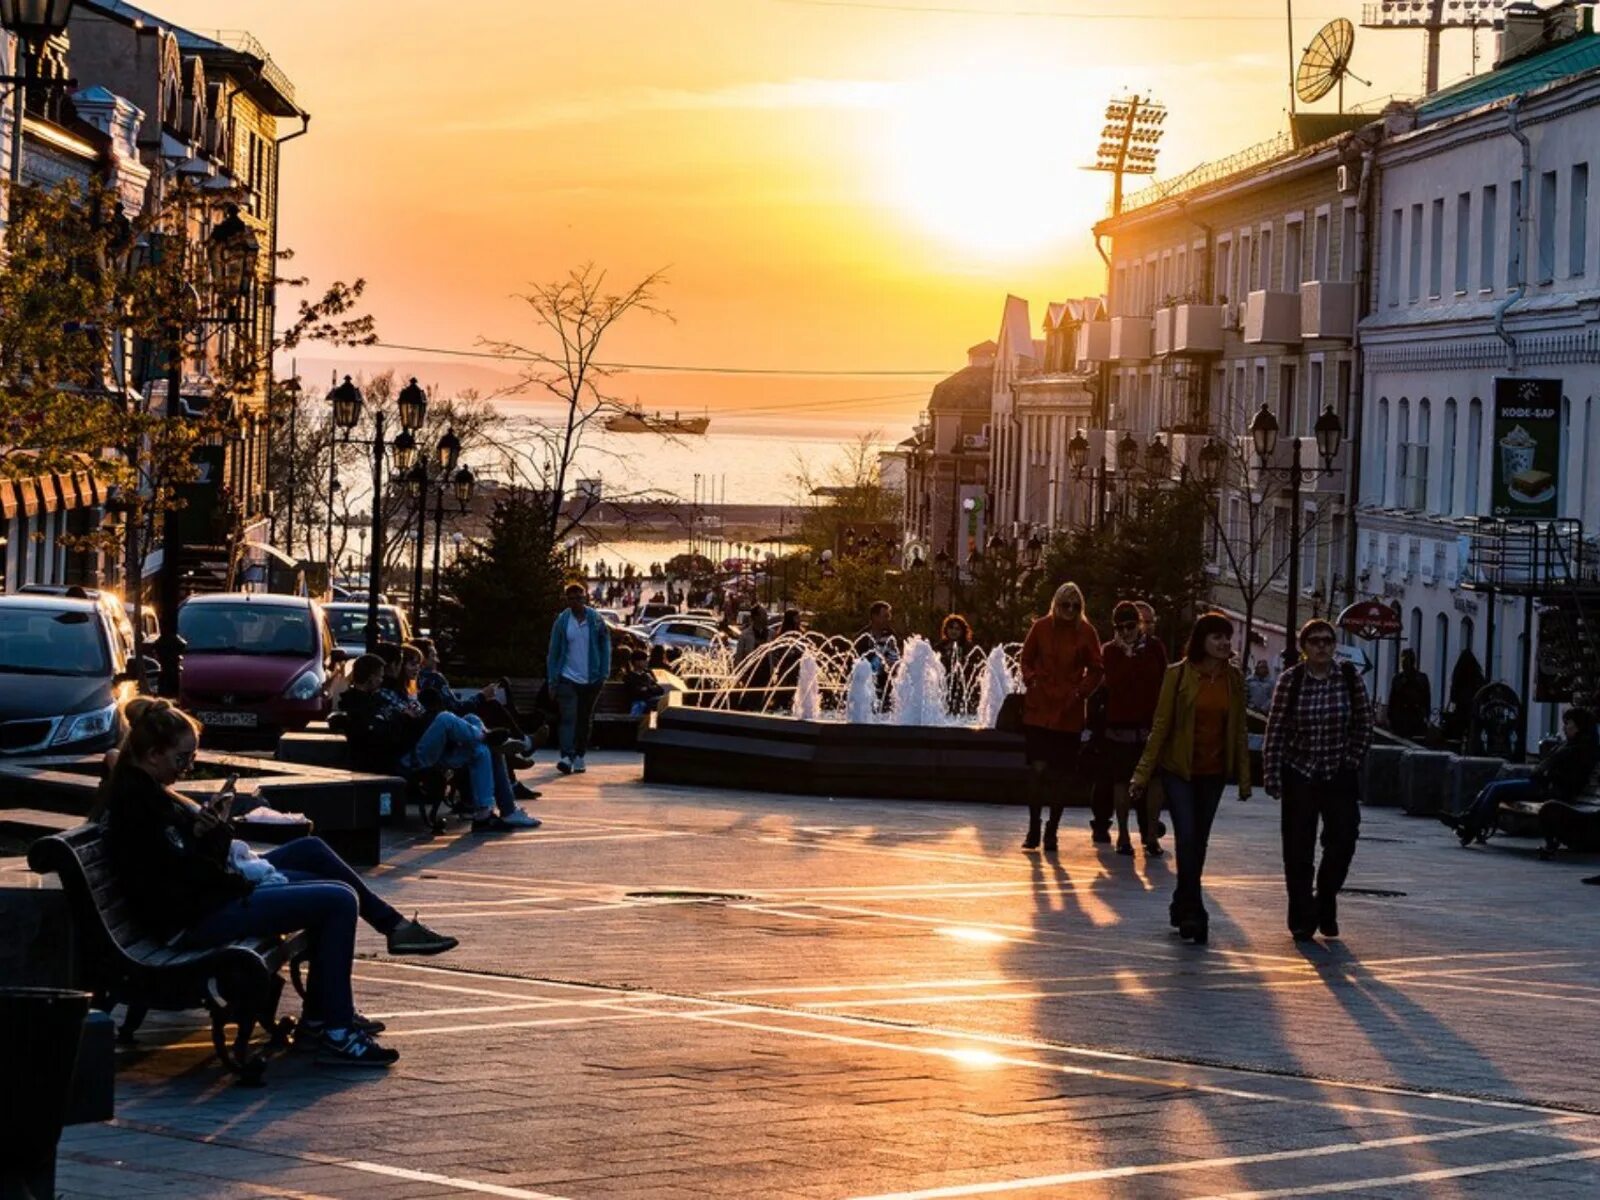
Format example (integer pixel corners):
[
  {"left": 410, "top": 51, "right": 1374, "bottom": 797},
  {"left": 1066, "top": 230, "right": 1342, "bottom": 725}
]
[{"left": 1129, "top": 612, "right": 1251, "bottom": 944}]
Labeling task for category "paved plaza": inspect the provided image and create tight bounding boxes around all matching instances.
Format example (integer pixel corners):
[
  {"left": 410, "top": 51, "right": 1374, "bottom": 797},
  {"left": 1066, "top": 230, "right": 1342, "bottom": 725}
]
[{"left": 32, "top": 755, "right": 1600, "bottom": 1199}]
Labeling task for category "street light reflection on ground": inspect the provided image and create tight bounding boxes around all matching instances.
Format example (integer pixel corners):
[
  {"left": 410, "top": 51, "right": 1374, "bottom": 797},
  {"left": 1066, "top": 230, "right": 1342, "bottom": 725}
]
[{"left": 936, "top": 926, "right": 1011, "bottom": 944}]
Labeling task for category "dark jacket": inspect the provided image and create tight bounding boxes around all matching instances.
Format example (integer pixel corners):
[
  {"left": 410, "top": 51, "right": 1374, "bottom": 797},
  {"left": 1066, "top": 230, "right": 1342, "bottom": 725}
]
[
  {"left": 338, "top": 686, "right": 423, "bottom": 772},
  {"left": 1535, "top": 737, "right": 1600, "bottom": 802},
  {"left": 623, "top": 668, "right": 665, "bottom": 704},
  {"left": 104, "top": 765, "right": 252, "bottom": 939}
]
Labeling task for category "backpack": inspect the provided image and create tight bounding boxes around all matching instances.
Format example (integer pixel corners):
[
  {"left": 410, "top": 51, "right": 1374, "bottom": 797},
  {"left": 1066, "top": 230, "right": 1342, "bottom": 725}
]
[{"left": 1282, "top": 660, "right": 1361, "bottom": 742}]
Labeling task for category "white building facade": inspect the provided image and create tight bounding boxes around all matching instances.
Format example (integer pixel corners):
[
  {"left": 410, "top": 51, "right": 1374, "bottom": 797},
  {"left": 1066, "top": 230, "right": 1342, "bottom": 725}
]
[{"left": 1359, "top": 32, "right": 1600, "bottom": 739}]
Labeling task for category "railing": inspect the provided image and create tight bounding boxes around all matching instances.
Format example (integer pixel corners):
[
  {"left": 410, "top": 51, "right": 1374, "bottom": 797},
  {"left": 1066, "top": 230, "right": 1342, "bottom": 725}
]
[
  {"left": 184, "top": 29, "right": 296, "bottom": 107},
  {"left": 1114, "top": 132, "right": 1296, "bottom": 217}
]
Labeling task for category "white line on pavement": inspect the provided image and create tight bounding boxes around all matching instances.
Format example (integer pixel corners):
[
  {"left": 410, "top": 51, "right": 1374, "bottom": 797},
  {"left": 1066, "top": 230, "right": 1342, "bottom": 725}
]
[
  {"left": 841, "top": 1116, "right": 1598, "bottom": 1199},
  {"left": 1184, "top": 1145, "right": 1600, "bottom": 1199}
]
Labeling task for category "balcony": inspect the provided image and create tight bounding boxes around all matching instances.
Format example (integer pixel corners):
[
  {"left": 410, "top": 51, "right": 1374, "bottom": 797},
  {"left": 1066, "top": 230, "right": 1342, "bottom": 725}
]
[
  {"left": 1152, "top": 307, "right": 1175, "bottom": 357},
  {"left": 1243, "top": 291, "right": 1302, "bottom": 345},
  {"left": 1300, "top": 280, "right": 1356, "bottom": 340},
  {"left": 1109, "top": 316, "right": 1152, "bottom": 362},
  {"left": 1077, "top": 320, "right": 1112, "bottom": 364},
  {"left": 1172, "top": 304, "right": 1226, "bottom": 355}
]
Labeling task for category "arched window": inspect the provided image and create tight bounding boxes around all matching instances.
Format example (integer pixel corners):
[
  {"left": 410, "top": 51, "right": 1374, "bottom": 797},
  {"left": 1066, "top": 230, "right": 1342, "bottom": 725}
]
[
  {"left": 1442, "top": 398, "right": 1459, "bottom": 516},
  {"left": 1466, "top": 399, "right": 1484, "bottom": 513},
  {"left": 1416, "top": 398, "right": 1432, "bottom": 510},
  {"left": 1411, "top": 606, "right": 1424, "bottom": 661},
  {"left": 1460, "top": 615, "right": 1475, "bottom": 662},
  {"left": 1396, "top": 398, "right": 1412, "bottom": 508},
  {"left": 1374, "top": 397, "right": 1390, "bottom": 505}
]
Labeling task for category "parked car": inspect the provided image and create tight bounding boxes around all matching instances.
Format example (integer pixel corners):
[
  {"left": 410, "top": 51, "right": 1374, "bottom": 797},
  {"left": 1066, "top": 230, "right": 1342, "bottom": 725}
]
[
  {"left": 17, "top": 584, "right": 141, "bottom": 657},
  {"left": 0, "top": 593, "right": 145, "bottom": 756},
  {"left": 636, "top": 601, "right": 678, "bottom": 624},
  {"left": 649, "top": 619, "right": 727, "bottom": 655},
  {"left": 177, "top": 594, "right": 347, "bottom": 736},
  {"left": 322, "top": 601, "right": 411, "bottom": 659}
]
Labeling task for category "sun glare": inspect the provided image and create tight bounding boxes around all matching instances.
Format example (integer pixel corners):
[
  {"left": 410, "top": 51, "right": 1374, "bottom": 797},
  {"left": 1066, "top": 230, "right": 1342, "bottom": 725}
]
[{"left": 878, "top": 72, "right": 1103, "bottom": 260}]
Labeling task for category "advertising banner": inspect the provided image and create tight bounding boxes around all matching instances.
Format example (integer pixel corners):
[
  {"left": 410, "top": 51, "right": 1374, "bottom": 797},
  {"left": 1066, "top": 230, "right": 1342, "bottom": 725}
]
[{"left": 1491, "top": 377, "right": 1562, "bottom": 519}]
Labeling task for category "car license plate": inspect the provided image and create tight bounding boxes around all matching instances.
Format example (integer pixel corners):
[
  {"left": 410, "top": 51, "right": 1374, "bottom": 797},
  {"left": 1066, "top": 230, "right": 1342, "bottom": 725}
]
[{"left": 196, "top": 711, "right": 258, "bottom": 728}]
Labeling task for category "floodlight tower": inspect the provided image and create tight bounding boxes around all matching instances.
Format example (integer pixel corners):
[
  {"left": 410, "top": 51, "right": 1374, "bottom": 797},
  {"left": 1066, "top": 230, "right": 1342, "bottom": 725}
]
[
  {"left": 1360, "top": 0, "right": 1501, "bottom": 95},
  {"left": 1086, "top": 93, "right": 1166, "bottom": 217}
]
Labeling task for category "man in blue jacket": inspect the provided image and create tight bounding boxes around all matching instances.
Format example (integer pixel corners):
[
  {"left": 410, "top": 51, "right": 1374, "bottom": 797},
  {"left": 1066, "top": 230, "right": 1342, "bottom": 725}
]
[{"left": 548, "top": 582, "right": 612, "bottom": 774}]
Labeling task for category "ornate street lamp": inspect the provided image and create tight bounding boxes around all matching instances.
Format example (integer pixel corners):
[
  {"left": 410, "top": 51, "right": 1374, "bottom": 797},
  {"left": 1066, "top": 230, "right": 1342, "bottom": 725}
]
[
  {"left": 1313, "top": 403, "right": 1344, "bottom": 465},
  {"left": 436, "top": 427, "right": 461, "bottom": 472},
  {"left": 1145, "top": 435, "right": 1171, "bottom": 480},
  {"left": 1117, "top": 430, "right": 1141, "bottom": 473},
  {"left": 1197, "top": 437, "right": 1225, "bottom": 487},
  {"left": 1249, "top": 402, "right": 1279, "bottom": 463},
  {"left": 403, "top": 461, "right": 428, "bottom": 501},
  {"left": 205, "top": 203, "right": 260, "bottom": 313},
  {"left": 1025, "top": 532, "right": 1044, "bottom": 569},
  {"left": 396, "top": 377, "right": 428, "bottom": 432},
  {"left": 0, "top": 0, "right": 74, "bottom": 40},
  {"left": 452, "top": 465, "right": 475, "bottom": 507},
  {"left": 391, "top": 430, "right": 418, "bottom": 472},
  {"left": 330, "top": 375, "right": 363, "bottom": 430},
  {"left": 1067, "top": 430, "right": 1089, "bottom": 477}
]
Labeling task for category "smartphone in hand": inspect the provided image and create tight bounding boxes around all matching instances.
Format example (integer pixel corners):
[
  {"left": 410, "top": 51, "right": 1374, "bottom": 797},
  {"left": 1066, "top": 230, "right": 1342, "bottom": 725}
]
[{"left": 210, "top": 773, "right": 240, "bottom": 816}]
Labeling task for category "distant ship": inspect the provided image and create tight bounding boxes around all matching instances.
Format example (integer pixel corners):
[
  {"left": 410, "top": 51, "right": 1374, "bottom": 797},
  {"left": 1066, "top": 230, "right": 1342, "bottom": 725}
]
[{"left": 604, "top": 407, "right": 710, "bottom": 435}]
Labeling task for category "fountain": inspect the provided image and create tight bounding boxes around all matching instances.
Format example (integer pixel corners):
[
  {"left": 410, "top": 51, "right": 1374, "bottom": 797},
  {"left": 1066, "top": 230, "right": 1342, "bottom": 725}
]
[{"left": 640, "top": 633, "right": 1032, "bottom": 800}]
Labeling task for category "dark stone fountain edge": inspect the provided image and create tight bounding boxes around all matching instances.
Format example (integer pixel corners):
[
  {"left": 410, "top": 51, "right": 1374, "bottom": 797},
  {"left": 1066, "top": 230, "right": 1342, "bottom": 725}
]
[{"left": 640, "top": 706, "right": 1055, "bottom": 802}]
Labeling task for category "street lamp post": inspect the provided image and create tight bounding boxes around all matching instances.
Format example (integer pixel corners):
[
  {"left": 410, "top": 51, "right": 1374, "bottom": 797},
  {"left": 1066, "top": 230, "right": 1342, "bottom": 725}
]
[
  {"left": 331, "top": 375, "right": 427, "bottom": 652},
  {"left": 1, "top": 1, "right": 76, "bottom": 185},
  {"left": 1248, "top": 402, "right": 1344, "bottom": 649},
  {"left": 430, "top": 430, "right": 473, "bottom": 633}
]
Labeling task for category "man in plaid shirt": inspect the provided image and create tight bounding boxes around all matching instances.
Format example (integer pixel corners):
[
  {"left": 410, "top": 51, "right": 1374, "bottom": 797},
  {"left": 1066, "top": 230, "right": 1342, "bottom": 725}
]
[{"left": 1263, "top": 618, "right": 1375, "bottom": 942}]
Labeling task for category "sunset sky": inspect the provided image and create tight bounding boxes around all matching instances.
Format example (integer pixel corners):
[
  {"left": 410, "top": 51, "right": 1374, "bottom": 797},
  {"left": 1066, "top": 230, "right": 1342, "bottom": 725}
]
[{"left": 161, "top": 0, "right": 1484, "bottom": 419}]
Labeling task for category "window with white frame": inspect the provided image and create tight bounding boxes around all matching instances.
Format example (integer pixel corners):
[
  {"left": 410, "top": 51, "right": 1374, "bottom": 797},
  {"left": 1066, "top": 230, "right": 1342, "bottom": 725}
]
[
  {"left": 1538, "top": 169, "right": 1558, "bottom": 284},
  {"left": 1408, "top": 203, "right": 1423, "bottom": 302},
  {"left": 1339, "top": 203, "right": 1357, "bottom": 283},
  {"left": 1571, "top": 163, "right": 1589, "bottom": 278},
  {"left": 1480, "top": 184, "right": 1497, "bottom": 291},
  {"left": 1216, "top": 237, "right": 1233, "bottom": 303},
  {"left": 1442, "top": 397, "right": 1458, "bottom": 516},
  {"left": 1455, "top": 192, "right": 1472, "bottom": 293},
  {"left": 1429, "top": 197, "right": 1444, "bottom": 299},
  {"left": 1306, "top": 358, "right": 1324, "bottom": 435},
  {"left": 1395, "top": 397, "right": 1411, "bottom": 506},
  {"left": 1259, "top": 225, "right": 1274, "bottom": 291},
  {"left": 1388, "top": 209, "right": 1403, "bottom": 306},
  {"left": 1284, "top": 217, "right": 1304, "bottom": 289},
  {"left": 1278, "top": 362, "right": 1297, "bottom": 435},
  {"left": 1466, "top": 397, "right": 1484, "bottom": 512},
  {"left": 1375, "top": 396, "right": 1390, "bottom": 505},
  {"left": 1508, "top": 179, "right": 1523, "bottom": 289},
  {"left": 1313, "top": 209, "right": 1331, "bottom": 280},
  {"left": 1241, "top": 230, "right": 1254, "bottom": 296}
]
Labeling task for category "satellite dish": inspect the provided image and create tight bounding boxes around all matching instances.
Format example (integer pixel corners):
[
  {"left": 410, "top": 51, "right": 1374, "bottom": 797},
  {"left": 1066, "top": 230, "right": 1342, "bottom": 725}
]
[{"left": 1296, "top": 18, "right": 1369, "bottom": 110}]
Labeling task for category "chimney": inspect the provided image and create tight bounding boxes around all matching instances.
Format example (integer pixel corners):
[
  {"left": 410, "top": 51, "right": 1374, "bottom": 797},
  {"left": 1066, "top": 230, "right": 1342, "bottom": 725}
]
[{"left": 1498, "top": 1, "right": 1586, "bottom": 67}]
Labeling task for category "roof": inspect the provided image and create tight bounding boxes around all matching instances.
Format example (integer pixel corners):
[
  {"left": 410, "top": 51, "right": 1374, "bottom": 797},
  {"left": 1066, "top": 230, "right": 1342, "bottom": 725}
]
[
  {"left": 183, "top": 592, "right": 312, "bottom": 607},
  {"left": 1419, "top": 31, "right": 1600, "bottom": 121},
  {"left": 81, "top": 1, "right": 303, "bottom": 118},
  {"left": 927, "top": 362, "right": 994, "bottom": 413}
]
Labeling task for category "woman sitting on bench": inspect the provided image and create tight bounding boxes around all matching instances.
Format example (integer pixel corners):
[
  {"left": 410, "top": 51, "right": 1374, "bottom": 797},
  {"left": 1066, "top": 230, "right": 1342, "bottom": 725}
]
[
  {"left": 101, "top": 698, "right": 458, "bottom": 1067},
  {"left": 1442, "top": 707, "right": 1599, "bottom": 846}
]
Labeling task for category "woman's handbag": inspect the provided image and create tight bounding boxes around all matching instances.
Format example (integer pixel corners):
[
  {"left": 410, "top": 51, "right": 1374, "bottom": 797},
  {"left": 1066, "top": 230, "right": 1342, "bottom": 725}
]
[{"left": 995, "top": 692, "right": 1026, "bottom": 734}]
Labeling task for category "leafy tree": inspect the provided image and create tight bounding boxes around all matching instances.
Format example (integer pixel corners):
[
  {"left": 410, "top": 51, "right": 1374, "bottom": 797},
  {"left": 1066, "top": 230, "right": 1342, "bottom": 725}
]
[{"left": 433, "top": 487, "right": 567, "bottom": 678}]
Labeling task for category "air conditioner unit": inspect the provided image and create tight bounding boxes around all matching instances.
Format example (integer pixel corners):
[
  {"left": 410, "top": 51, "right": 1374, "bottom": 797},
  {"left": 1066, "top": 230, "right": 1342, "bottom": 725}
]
[
  {"left": 1337, "top": 162, "right": 1361, "bottom": 194},
  {"left": 961, "top": 433, "right": 989, "bottom": 451}
]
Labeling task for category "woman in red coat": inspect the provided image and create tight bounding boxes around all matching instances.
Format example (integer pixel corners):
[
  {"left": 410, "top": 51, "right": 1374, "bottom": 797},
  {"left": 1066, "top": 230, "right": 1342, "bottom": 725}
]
[{"left": 1019, "top": 581, "right": 1105, "bottom": 851}]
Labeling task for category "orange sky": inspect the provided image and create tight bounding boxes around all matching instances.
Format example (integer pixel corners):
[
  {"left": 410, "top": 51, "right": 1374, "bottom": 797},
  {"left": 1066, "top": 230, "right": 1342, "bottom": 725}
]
[{"left": 161, "top": 0, "right": 1483, "bottom": 416}]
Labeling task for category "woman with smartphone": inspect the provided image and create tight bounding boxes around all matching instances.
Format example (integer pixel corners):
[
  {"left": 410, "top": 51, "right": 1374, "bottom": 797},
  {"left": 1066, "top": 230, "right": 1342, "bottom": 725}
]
[{"left": 101, "top": 698, "right": 457, "bottom": 1067}]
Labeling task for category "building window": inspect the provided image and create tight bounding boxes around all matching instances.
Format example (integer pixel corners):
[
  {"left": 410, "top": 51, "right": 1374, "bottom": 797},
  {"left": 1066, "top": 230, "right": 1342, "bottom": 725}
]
[
  {"left": 1215, "top": 239, "right": 1233, "bottom": 303},
  {"left": 1466, "top": 398, "right": 1484, "bottom": 512},
  {"left": 1278, "top": 362, "right": 1297, "bottom": 435},
  {"left": 1259, "top": 225, "right": 1274, "bottom": 291},
  {"left": 1434, "top": 613, "right": 1450, "bottom": 710},
  {"left": 1340, "top": 203, "right": 1358, "bottom": 283},
  {"left": 1283, "top": 219, "right": 1304, "bottom": 289},
  {"left": 1408, "top": 203, "right": 1424, "bottom": 302},
  {"left": 1312, "top": 210, "right": 1331, "bottom": 281},
  {"left": 1239, "top": 231, "right": 1252, "bottom": 298},
  {"left": 1508, "top": 178, "right": 1523, "bottom": 289},
  {"left": 1455, "top": 192, "right": 1472, "bottom": 294},
  {"left": 1306, "top": 358, "right": 1324, "bottom": 435},
  {"left": 1538, "top": 169, "right": 1558, "bottom": 284},
  {"left": 1460, "top": 614, "right": 1475, "bottom": 661},
  {"left": 1571, "top": 163, "right": 1589, "bottom": 278},
  {"left": 1413, "top": 397, "right": 1432, "bottom": 510},
  {"left": 1375, "top": 397, "right": 1390, "bottom": 505},
  {"left": 1335, "top": 358, "right": 1352, "bottom": 431},
  {"left": 1253, "top": 363, "right": 1267, "bottom": 410},
  {"left": 1442, "top": 397, "right": 1458, "bottom": 516},
  {"left": 1480, "top": 184, "right": 1497, "bottom": 291},
  {"left": 1395, "top": 398, "right": 1411, "bottom": 506},
  {"left": 1429, "top": 197, "right": 1444, "bottom": 299},
  {"left": 1388, "top": 209, "right": 1403, "bottom": 306}
]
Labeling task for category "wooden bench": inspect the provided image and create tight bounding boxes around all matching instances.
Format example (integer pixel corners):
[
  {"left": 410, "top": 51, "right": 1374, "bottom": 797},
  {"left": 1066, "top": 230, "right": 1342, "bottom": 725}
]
[
  {"left": 26, "top": 824, "right": 309, "bottom": 1085},
  {"left": 505, "top": 676, "right": 644, "bottom": 750}
]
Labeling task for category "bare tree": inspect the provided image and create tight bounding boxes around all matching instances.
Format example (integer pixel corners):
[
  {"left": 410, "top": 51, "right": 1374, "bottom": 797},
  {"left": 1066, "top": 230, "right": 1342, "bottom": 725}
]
[{"left": 480, "top": 264, "right": 670, "bottom": 544}]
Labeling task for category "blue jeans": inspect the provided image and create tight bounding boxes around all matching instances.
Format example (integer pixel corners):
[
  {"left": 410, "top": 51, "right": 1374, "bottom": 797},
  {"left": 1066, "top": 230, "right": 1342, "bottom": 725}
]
[
  {"left": 556, "top": 679, "right": 603, "bottom": 758},
  {"left": 1463, "top": 777, "right": 1541, "bottom": 838},
  {"left": 263, "top": 836, "right": 403, "bottom": 935},
  {"left": 1161, "top": 770, "right": 1227, "bottom": 924},
  {"left": 181, "top": 879, "right": 359, "bottom": 1027},
  {"left": 403, "top": 711, "right": 513, "bottom": 818}
]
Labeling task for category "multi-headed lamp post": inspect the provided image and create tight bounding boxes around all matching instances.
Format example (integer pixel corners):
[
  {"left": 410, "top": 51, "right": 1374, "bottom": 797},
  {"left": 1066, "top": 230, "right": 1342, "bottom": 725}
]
[
  {"left": 331, "top": 375, "right": 428, "bottom": 652},
  {"left": 1247, "top": 402, "right": 1344, "bottom": 649},
  {"left": 403, "top": 425, "right": 475, "bottom": 632}
]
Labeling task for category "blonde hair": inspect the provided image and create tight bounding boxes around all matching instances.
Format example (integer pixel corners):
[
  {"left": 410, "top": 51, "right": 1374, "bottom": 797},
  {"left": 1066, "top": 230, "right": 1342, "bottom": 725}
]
[
  {"left": 1050, "top": 581, "right": 1087, "bottom": 621},
  {"left": 119, "top": 697, "right": 201, "bottom": 761}
]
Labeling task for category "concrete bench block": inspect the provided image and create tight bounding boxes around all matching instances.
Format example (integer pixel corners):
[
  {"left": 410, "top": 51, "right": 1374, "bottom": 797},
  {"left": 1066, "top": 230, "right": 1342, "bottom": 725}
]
[
  {"left": 1399, "top": 750, "right": 1454, "bottom": 817},
  {"left": 1362, "top": 745, "right": 1407, "bottom": 808},
  {"left": 275, "top": 732, "right": 351, "bottom": 770},
  {"left": 1448, "top": 756, "right": 1510, "bottom": 817}
]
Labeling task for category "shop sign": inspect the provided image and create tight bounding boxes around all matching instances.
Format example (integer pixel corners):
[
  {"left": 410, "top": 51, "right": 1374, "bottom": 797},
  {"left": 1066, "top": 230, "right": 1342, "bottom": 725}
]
[
  {"left": 1491, "top": 377, "right": 1562, "bottom": 519},
  {"left": 1338, "top": 599, "right": 1402, "bottom": 641}
]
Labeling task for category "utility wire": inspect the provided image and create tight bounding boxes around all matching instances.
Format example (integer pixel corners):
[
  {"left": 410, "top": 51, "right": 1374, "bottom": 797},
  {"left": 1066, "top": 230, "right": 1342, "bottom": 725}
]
[
  {"left": 368, "top": 340, "right": 952, "bottom": 377},
  {"left": 774, "top": 0, "right": 1337, "bottom": 21}
]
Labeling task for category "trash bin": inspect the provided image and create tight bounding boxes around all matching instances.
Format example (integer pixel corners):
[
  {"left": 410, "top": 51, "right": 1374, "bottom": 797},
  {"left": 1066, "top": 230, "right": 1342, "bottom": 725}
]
[{"left": 0, "top": 986, "right": 91, "bottom": 1200}]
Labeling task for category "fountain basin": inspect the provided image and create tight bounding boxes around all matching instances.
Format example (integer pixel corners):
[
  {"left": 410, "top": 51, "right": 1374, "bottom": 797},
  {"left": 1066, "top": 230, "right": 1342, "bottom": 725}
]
[{"left": 641, "top": 707, "right": 1050, "bottom": 802}]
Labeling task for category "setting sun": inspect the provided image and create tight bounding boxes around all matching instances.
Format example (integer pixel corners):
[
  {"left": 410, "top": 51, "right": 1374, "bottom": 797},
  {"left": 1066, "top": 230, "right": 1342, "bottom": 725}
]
[{"left": 878, "top": 71, "right": 1106, "bottom": 260}]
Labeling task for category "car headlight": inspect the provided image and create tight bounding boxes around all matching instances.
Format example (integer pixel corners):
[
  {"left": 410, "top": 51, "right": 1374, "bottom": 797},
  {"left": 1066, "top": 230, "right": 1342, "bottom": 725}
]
[
  {"left": 53, "top": 702, "right": 119, "bottom": 745},
  {"left": 285, "top": 668, "right": 324, "bottom": 701}
]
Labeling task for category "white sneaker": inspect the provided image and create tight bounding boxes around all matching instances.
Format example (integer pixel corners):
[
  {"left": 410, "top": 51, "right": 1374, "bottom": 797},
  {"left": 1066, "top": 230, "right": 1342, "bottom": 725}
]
[
  {"left": 556, "top": 757, "right": 573, "bottom": 775},
  {"left": 573, "top": 756, "right": 587, "bottom": 774},
  {"left": 499, "top": 808, "right": 541, "bottom": 829}
]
